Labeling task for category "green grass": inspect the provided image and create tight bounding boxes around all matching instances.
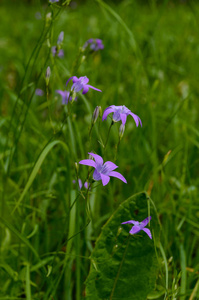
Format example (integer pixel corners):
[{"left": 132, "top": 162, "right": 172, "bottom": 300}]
[{"left": 0, "top": 0, "right": 199, "bottom": 299}]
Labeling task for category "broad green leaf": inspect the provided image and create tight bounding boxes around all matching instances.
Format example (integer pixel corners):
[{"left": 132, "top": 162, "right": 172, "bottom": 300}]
[{"left": 85, "top": 192, "right": 159, "bottom": 300}]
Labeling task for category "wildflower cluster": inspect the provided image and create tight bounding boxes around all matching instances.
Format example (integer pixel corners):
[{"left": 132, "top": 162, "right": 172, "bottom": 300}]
[{"left": 46, "top": 32, "right": 152, "bottom": 242}]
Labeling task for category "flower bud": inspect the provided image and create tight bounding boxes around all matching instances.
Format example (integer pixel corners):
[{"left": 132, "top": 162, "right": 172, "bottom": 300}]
[
  {"left": 45, "top": 66, "right": 51, "bottom": 85},
  {"left": 92, "top": 106, "right": 101, "bottom": 124},
  {"left": 57, "top": 31, "right": 64, "bottom": 45},
  {"left": 45, "top": 12, "right": 52, "bottom": 26},
  {"left": 119, "top": 124, "right": 125, "bottom": 139},
  {"left": 75, "top": 162, "right": 79, "bottom": 174}
]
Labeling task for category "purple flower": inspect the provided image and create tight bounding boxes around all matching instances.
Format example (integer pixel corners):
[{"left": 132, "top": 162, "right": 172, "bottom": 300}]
[
  {"left": 121, "top": 216, "right": 152, "bottom": 239},
  {"left": 35, "top": 88, "right": 44, "bottom": 96},
  {"left": 79, "top": 152, "right": 127, "bottom": 186},
  {"left": 66, "top": 76, "right": 102, "bottom": 95},
  {"left": 102, "top": 105, "right": 142, "bottom": 127},
  {"left": 56, "top": 90, "right": 77, "bottom": 104},
  {"left": 82, "top": 38, "right": 104, "bottom": 51},
  {"left": 52, "top": 46, "right": 64, "bottom": 58},
  {"left": 49, "top": 0, "right": 59, "bottom": 3}
]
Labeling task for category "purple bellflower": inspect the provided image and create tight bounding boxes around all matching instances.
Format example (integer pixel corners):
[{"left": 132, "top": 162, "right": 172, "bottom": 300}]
[
  {"left": 56, "top": 89, "right": 77, "bottom": 104},
  {"left": 66, "top": 76, "right": 102, "bottom": 95},
  {"left": 79, "top": 152, "right": 127, "bottom": 186},
  {"left": 102, "top": 105, "right": 142, "bottom": 127},
  {"left": 82, "top": 38, "right": 104, "bottom": 51},
  {"left": 49, "top": 0, "right": 59, "bottom": 3},
  {"left": 121, "top": 216, "right": 152, "bottom": 239}
]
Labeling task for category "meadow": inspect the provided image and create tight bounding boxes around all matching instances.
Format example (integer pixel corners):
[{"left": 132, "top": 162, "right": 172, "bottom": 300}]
[{"left": 0, "top": 0, "right": 199, "bottom": 299}]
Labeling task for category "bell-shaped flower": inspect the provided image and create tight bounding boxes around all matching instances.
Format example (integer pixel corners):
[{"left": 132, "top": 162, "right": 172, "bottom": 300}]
[
  {"left": 121, "top": 216, "right": 152, "bottom": 239},
  {"left": 66, "top": 76, "right": 102, "bottom": 95},
  {"left": 102, "top": 105, "right": 142, "bottom": 127},
  {"left": 79, "top": 152, "right": 127, "bottom": 186}
]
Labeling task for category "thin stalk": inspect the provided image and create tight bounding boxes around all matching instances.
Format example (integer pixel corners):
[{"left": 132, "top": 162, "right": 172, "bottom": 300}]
[
  {"left": 75, "top": 196, "right": 81, "bottom": 300},
  {"left": 114, "top": 137, "right": 121, "bottom": 161},
  {"left": 46, "top": 83, "right": 55, "bottom": 133},
  {"left": 104, "top": 121, "right": 114, "bottom": 154}
]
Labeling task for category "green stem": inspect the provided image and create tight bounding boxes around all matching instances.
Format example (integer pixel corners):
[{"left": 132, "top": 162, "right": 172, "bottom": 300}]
[
  {"left": 104, "top": 121, "right": 114, "bottom": 154},
  {"left": 114, "top": 137, "right": 121, "bottom": 162},
  {"left": 75, "top": 196, "right": 81, "bottom": 300}
]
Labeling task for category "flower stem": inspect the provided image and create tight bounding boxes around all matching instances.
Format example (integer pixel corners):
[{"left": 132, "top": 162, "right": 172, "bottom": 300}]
[
  {"left": 104, "top": 120, "right": 114, "bottom": 154},
  {"left": 46, "top": 84, "right": 55, "bottom": 133},
  {"left": 114, "top": 137, "right": 121, "bottom": 162}
]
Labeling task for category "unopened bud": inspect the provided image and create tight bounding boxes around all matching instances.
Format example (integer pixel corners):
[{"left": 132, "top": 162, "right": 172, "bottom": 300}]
[
  {"left": 45, "top": 66, "right": 51, "bottom": 85},
  {"left": 119, "top": 124, "right": 125, "bottom": 139},
  {"left": 88, "top": 153, "right": 93, "bottom": 160},
  {"left": 71, "top": 92, "right": 77, "bottom": 103},
  {"left": 81, "top": 55, "right": 86, "bottom": 63},
  {"left": 92, "top": 106, "right": 101, "bottom": 124},
  {"left": 57, "top": 31, "right": 64, "bottom": 45},
  {"left": 75, "top": 162, "right": 79, "bottom": 174},
  {"left": 46, "top": 12, "right": 52, "bottom": 26}
]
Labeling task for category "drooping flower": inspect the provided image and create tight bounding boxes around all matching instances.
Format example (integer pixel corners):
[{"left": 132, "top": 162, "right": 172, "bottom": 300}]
[
  {"left": 56, "top": 90, "right": 77, "bottom": 104},
  {"left": 35, "top": 88, "right": 44, "bottom": 96},
  {"left": 102, "top": 105, "right": 142, "bottom": 127},
  {"left": 121, "top": 216, "right": 152, "bottom": 239},
  {"left": 79, "top": 152, "right": 127, "bottom": 186},
  {"left": 52, "top": 46, "right": 64, "bottom": 58},
  {"left": 82, "top": 38, "right": 104, "bottom": 51},
  {"left": 49, "top": 0, "right": 59, "bottom": 3},
  {"left": 66, "top": 76, "right": 102, "bottom": 95}
]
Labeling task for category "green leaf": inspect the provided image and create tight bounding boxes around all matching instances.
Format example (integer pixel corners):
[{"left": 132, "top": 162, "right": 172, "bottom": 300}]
[
  {"left": 11, "top": 140, "right": 69, "bottom": 214},
  {"left": 85, "top": 192, "right": 159, "bottom": 300}
]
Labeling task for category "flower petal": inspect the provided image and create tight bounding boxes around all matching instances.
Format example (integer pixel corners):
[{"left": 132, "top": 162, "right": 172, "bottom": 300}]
[
  {"left": 78, "top": 179, "right": 83, "bottom": 190},
  {"left": 86, "top": 84, "right": 102, "bottom": 92},
  {"left": 79, "top": 159, "right": 96, "bottom": 168},
  {"left": 140, "top": 216, "right": 151, "bottom": 228},
  {"left": 80, "top": 76, "right": 89, "bottom": 85},
  {"left": 120, "top": 113, "right": 127, "bottom": 125},
  {"left": 82, "top": 85, "right": 89, "bottom": 94},
  {"left": 142, "top": 228, "right": 152, "bottom": 239},
  {"left": 66, "top": 76, "right": 75, "bottom": 87},
  {"left": 88, "top": 152, "right": 103, "bottom": 165},
  {"left": 129, "top": 112, "right": 142, "bottom": 127},
  {"left": 100, "top": 173, "right": 110, "bottom": 186},
  {"left": 72, "top": 82, "right": 83, "bottom": 92},
  {"left": 93, "top": 169, "right": 101, "bottom": 181},
  {"left": 102, "top": 107, "right": 115, "bottom": 121},
  {"left": 56, "top": 90, "right": 69, "bottom": 104},
  {"left": 102, "top": 161, "right": 118, "bottom": 173},
  {"left": 108, "top": 171, "right": 127, "bottom": 183},
  {"left": 129, "top": 225, "right": 141, "bottom": 235},
  {"left": 58, "top": 49, "right": 64, "bottom": 57},
  {"left": 121, "top": 220, "right": 139, "bottom": 225}
]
